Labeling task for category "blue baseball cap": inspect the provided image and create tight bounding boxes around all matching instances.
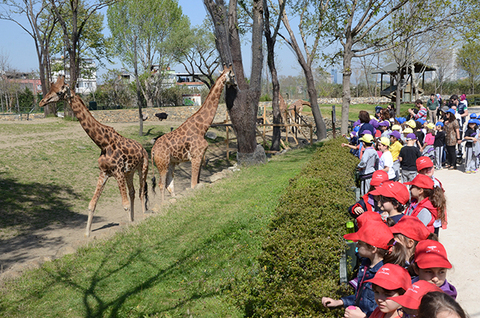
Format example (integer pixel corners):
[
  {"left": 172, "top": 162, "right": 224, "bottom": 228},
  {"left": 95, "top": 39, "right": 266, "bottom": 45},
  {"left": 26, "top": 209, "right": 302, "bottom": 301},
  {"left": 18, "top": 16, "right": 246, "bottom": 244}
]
[
  {"left": 395, "top": 117, "right": 406, "bottom": 124},
  {"left": 470, "top": 113, "right": 477, "bottom": 118},
  {"left": 417, "top": 118, "right": 426, "bottom": 125},
  {"left": 446, "top": 108, "right": 455, "bottom": 115},
  {"left": 435, "top": 122, "right": 444, "bottom": 127}
]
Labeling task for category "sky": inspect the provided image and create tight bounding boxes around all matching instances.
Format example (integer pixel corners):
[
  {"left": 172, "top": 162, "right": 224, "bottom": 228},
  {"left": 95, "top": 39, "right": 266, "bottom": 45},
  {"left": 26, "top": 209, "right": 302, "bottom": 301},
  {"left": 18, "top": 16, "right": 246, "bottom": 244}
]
[{"left": 0, "top": 0, "right": 307, "bottom": 82}]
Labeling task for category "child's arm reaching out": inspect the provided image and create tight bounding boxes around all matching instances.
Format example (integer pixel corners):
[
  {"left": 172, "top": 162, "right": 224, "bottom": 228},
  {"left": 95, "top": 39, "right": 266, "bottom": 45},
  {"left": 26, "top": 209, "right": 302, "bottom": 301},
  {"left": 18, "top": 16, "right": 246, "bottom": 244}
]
[{"left": 321, "top": 297, "right": 344, "bottom": 308}]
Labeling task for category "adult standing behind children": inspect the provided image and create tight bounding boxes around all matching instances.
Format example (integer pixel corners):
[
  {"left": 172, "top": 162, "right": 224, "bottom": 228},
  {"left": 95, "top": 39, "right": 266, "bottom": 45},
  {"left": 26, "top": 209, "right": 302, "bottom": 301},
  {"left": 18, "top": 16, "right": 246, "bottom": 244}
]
[
  {"left": 443, "top": 109, "right": 461, "bottom": 170},
  {"left": 358, "top": 110, "right": 376, "bottom": 139},
  {"left": 399, "top": 133, "right": 421, "bottom": 182},
  {"left": 409, "top": 99, "right": 428, "bottom": 121},
  {"left": 427, "top": 94, "right": 439, "bottom": 123}
]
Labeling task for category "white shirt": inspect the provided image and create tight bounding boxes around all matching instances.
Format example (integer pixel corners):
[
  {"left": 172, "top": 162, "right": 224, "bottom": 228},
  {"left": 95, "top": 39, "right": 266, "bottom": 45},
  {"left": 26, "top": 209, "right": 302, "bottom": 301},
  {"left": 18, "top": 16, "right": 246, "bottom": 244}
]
[{"left": 379, "top": 150, "right": 395, "bottom": 179}]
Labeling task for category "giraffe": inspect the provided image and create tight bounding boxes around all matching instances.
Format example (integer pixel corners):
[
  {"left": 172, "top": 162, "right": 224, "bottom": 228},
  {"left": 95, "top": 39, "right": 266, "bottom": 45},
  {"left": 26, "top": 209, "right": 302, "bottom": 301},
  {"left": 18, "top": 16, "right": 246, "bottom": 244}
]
[
  {"left": 39, "top": 76, "right": 149, "bottom": 237},
  {"left": 151, "top": 64, "right": 236, "bottom": 202}
]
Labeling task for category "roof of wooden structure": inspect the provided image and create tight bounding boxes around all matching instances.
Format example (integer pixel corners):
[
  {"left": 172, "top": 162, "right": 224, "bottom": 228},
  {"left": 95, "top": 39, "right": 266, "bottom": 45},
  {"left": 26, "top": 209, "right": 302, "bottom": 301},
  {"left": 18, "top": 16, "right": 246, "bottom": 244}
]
[{"left": 371, "top": 61, "right": 436, "bottom": 75}]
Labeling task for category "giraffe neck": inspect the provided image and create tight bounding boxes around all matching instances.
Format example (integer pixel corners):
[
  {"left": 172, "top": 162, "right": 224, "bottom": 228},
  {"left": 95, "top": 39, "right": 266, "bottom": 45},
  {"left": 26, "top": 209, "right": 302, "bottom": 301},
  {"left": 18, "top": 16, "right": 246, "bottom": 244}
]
[
  {"left": 185, "top": 70, "right": 229, "bottom": 134},
  {"left": 69, "top": 94, "right": 111, "bottom": 148}
]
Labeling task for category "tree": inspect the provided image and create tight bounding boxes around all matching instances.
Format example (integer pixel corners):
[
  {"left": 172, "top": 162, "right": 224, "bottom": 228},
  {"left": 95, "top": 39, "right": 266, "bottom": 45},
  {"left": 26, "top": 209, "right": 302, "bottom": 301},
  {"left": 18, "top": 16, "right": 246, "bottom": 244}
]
[
  {"left": 323, "top": 0, "right": 457, "bottom": 132},
  {"left": 173, "top": 19, "right": 220, "bottom": 89},
  {"left": 48, "top": 0, "right": 114, "bottom": 117},
  {"left": 107, "top": 0, "right": 190, "bottom": 107},
  {"left": 203, "top": 0, "right": 266, "bottom": 163},
  {"left": 0, "top": 0, "right": 58, "bottom": 116},
  {"left": 457, "top": 41, "right": 480, "bottom": 94},
  {"left": 278, "top": 0, "right": 328, "bottom": 140},
  {"left": 263, "top": 0, "right": 285, "bottom": 151}
]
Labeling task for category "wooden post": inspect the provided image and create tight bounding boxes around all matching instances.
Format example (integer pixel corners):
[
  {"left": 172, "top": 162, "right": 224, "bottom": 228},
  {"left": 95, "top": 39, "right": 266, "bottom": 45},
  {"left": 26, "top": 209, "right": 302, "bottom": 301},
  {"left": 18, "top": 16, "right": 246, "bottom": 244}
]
[
  {"left": 226, "top": 125, "right": 230, "bottom": 160},
  {"left": 310, "top": 124, "right": 313, "bottom": 145},
  {"left": 332, "top": 105, "right": 336, "bottom": 138}
]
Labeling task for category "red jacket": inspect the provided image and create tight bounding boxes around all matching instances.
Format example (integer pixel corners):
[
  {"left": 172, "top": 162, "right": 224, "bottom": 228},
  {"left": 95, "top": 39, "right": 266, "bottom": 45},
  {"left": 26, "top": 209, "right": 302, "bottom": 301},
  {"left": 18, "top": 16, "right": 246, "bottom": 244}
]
[{"left": 406, "top": 197, "right": 438, "bottom": 232}]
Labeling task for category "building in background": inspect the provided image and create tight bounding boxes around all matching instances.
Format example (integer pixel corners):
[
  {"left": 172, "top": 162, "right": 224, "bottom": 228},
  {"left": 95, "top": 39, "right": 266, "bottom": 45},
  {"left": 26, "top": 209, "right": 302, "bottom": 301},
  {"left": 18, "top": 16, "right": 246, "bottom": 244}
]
[{"left": 51, "top": 58, "right": 97, "bottom": 94}]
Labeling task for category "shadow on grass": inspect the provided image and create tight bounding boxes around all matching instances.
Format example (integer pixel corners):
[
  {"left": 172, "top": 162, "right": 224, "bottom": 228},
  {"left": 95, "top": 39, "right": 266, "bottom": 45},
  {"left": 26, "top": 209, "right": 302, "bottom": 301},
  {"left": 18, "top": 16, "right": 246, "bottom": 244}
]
[
  {"left": 0, "top": 173, "right": 86, "bottom": 268},
  {"left": 37, "top": 223, "right": 236, "bottom": 317}
]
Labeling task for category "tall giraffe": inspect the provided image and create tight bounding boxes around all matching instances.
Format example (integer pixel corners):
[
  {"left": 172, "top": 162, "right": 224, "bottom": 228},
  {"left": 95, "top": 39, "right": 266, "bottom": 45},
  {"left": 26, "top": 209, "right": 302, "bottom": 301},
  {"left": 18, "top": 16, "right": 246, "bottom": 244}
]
[
  {"left": 39, "top": 76, "right": 149, "bottom": 237},
  {"left": 152, "top": 64, "right": 236, "bottom": 202}
]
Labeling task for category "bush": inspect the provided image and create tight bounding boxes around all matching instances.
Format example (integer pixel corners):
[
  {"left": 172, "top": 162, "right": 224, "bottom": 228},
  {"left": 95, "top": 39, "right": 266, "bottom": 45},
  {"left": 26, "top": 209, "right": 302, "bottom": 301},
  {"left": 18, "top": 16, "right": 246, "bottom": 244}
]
[{"left": 232, "top": 138, "right": 359, "bottom": 317}]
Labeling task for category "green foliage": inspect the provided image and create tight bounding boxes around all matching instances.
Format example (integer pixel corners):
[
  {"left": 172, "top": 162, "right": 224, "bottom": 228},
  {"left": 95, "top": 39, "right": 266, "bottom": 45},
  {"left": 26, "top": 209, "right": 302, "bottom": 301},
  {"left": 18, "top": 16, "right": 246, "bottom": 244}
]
[
  {"left": 457, "top": 41, "right": 480, "bottom": 94},
  {"left": 17, "top": 87, "right": 34, "bottom": 113},
  {"left": 232, "top": 138, "right": 359, "bottom": 317},
  {"left": 259, "top": 94, "right": 272, "bottom": 102}
]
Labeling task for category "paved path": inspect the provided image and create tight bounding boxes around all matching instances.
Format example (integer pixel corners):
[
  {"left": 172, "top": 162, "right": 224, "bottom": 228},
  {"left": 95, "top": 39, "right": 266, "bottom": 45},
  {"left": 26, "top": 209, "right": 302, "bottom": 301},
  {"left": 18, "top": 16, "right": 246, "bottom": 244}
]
[{"left": 434, "top": 168, "right": 480, "bottom": 317}]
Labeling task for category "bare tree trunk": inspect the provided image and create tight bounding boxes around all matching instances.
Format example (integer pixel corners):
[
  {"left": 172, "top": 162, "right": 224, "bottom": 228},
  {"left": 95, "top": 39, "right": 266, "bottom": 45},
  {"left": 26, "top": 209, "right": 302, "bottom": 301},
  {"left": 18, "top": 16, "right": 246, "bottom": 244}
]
[
  {"left": 341, "top": 38, "right": 354, "bottom": 135},
  {"left": 134, "top": 36, "right": 144, "bottom": 136}
]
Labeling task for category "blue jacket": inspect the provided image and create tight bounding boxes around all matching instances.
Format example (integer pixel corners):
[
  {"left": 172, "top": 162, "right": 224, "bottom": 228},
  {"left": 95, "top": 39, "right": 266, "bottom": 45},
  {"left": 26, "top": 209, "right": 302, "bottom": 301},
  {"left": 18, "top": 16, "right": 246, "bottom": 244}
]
[{"left": 341, "top": 258, "right": 383, "bottom": 317}]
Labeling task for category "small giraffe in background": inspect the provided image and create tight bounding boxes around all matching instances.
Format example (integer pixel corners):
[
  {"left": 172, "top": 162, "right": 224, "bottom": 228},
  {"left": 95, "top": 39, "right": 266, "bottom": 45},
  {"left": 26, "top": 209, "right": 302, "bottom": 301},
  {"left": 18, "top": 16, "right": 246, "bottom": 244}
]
[
  {"left": 39, "top": 76, "right": 149, "bottom": 237},
  {"left": 151, "top": 64, "right": 236, "bottom": 202}
]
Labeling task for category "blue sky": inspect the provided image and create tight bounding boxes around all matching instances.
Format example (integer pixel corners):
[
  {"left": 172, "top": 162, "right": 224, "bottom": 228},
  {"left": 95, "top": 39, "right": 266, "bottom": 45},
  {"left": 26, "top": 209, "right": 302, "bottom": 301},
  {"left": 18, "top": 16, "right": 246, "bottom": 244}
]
[{"left": 0, "top": 0, "right": 305, "bottom": 80}]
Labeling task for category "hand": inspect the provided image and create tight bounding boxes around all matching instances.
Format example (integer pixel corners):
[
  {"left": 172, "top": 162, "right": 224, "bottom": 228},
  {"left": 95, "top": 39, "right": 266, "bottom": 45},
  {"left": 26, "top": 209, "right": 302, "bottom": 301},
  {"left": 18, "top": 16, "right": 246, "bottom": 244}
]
[
  {"left": 321, "top": 297, "right": 343, "bottom": 308},
  {"left": 344, "top": 306, "right": 367, "bottom": 318},
  {"left": 342, "top": 143, "right": 347, "bottom": 147},
  {"left": 457, "top": 139, "right": 462, "bottom": 144},
  {"left": 353, "top": 206, "right": 365, "bottom": 215}
]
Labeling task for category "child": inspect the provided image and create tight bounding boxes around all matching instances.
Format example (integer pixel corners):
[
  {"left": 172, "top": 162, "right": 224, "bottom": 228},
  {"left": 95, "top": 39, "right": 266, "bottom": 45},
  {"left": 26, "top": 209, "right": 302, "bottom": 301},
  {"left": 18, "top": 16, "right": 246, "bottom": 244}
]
[
  {"left": 401, "top": 127, "right": 413, "bottom": 143},
  {"left": 385, "top": 216, "right": 434, "bottom": 268},
  {"left": 348, "top": 170, "right": 389, "bottom": 217},
  {"left": 357, "top": 134, "right": 379, "bottom": 196},
  {"left": 370, "top": 181, "right": 409, "bottom": 224},
  {"left": 345, "top": 264, "right": 412, "bottom": 318},
  {"left": 418, "top": 292, "right": 466, "bottom": 318},
  {"left": 405, "top": 174, "right": 446, "bottom": 233},
  {"left": 421, "top": 123, "right": 435, "bottom": 161},
  {"left": 434, "top": 122, "right": 445, "bottom": 170},
  {"left": 412, "top": 240, "right": 457, "bottom": 299},
  {"left": 463, "top": 119, "right": 477, "bottom": 173},
  {"left": 378, "top": 137, "right": 396, "bottom": 181},
  {"left": 399, "top": 133, "right": 421, "bottom": 183},
  {"left": 389, "top": 131, "right": 403, "bottom": 180},
  {"left": 388, "top": 280, "right": 442, "bottom": 318},
  {"left": 380, "top": 121, "right": 392, "bottom": 138},
  {"left": 322, "top": 213, "right": 394, "bottom": 317}
]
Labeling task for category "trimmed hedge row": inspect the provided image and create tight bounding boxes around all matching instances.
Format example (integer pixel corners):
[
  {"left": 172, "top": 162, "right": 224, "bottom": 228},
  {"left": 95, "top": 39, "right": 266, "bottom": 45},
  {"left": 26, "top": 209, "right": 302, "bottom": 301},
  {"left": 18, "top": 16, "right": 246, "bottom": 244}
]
[{"left": 232, "top": 138, "right": 359, "bottom": 317}]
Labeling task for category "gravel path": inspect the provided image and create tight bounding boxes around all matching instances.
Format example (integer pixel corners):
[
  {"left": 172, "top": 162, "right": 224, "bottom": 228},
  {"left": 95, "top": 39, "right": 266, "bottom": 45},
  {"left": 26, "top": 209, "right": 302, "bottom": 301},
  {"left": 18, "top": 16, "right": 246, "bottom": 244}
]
[{"left": 434, "top": 168, "right": 480, "bottom": 317}]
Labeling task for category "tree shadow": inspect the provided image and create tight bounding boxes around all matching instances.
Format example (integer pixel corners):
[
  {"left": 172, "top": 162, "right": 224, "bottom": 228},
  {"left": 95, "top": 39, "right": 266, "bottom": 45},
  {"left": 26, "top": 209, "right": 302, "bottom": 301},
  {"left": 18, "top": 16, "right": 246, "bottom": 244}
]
[{"left": 0, "top": 173, "right": 86, "bottom": 268}]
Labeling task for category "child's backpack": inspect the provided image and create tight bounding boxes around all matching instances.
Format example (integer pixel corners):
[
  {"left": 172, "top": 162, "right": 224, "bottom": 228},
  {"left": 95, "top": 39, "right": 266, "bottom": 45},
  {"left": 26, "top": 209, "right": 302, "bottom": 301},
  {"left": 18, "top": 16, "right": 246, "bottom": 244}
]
[{"left": 422, "top": 145, "right": 435, "bottom": 160}]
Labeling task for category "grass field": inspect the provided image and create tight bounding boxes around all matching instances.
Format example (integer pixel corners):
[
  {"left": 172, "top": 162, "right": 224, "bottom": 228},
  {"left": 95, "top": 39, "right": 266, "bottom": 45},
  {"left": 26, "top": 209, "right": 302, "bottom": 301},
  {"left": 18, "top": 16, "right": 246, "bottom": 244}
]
[{"left": 0, "top": 119, "right": 320, "bottom": 317}]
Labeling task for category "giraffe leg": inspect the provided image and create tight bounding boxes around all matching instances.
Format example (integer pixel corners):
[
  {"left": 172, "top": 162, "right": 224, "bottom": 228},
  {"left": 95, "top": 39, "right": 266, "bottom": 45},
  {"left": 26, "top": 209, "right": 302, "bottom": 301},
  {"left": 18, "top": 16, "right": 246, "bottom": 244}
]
[
  {"left": 114, "top": 171, "right": 131, "bottom": 219},
  {"left": 86, "top": 171, "right": 109, "bottom": 237},
  {"left": 166, "top": 162, "right": 175, "bottom": 197},
  {"left": 139, "top": 152, "right": 149, "bottom": 213},
  {"left": 191, "top": 156, "right": 204, "bottom": 188},
  {"left": 125, "top": 173, "right": 135, "bottom": 222}
]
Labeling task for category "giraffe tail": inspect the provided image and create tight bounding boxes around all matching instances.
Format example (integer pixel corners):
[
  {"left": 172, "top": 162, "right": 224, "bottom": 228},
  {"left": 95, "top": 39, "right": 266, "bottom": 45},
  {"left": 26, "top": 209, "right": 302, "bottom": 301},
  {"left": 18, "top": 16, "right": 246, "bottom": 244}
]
[{"left": 151, "top": 149, "right": 157, "bottom": 196}]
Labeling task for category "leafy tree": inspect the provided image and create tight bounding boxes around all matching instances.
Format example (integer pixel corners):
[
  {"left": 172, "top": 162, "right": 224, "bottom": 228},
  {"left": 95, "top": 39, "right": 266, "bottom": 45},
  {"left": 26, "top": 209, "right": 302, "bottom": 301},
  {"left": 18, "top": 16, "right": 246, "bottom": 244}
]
[
  {"left": 457, "top": 41, "right": 480, "bottom": 94},
  {"left": 107, "top": 0, "right": 191, "bottom": 107}
]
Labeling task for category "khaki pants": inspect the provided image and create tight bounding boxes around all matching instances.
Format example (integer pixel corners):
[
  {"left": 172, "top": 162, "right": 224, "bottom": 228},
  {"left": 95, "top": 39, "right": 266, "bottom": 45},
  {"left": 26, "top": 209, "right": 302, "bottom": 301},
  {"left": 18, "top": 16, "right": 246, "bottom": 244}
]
[{"left": 428, "top": 109, "right": 437, "bottom": 123}]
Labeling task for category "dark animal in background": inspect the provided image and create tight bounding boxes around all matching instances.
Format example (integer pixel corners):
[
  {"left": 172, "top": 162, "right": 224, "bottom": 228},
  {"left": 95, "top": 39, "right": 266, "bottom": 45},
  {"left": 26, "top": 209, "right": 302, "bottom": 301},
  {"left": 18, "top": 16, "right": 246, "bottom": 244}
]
[{"left": 155, "top": 112, "right": 168, "bottom": 121}]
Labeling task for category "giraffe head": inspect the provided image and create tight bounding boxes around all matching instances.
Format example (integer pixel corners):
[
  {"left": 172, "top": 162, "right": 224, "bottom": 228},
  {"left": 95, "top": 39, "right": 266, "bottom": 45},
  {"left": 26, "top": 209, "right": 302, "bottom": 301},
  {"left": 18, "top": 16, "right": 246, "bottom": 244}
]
[
  {"left": 39, "top": 76, "right": 71, "bottom": 107},
  {"left": 223, "top": 64, "right": 236, "bottom": 88}
]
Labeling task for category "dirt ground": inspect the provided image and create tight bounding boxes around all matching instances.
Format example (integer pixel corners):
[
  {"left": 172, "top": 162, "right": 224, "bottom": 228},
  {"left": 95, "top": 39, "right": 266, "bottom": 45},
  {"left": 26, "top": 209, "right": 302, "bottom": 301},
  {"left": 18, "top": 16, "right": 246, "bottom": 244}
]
[{"left": 0, "top": 118, "right": 238, "bottom": 282}]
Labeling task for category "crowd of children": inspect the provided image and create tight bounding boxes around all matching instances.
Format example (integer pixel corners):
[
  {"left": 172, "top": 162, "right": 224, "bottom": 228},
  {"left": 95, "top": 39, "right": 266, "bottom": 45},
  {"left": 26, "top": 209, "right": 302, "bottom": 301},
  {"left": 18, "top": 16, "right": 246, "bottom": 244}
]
[{"left": 328, "top": 101, "right": 471, "bottom": 318}]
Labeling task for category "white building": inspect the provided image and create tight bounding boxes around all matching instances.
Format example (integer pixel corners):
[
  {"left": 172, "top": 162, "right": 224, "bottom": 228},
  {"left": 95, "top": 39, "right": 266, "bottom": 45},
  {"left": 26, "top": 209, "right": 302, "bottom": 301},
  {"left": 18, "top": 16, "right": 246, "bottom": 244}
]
[{"left": 51, "top": 58, "right": 97, "bottom": 94}]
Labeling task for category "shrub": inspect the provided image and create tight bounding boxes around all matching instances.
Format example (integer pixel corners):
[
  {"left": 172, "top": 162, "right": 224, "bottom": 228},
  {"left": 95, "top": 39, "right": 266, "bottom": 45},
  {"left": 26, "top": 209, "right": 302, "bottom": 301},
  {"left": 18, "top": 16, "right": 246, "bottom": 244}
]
[{"left": 232, "top": 138, "right": 359, "bottom": 317}]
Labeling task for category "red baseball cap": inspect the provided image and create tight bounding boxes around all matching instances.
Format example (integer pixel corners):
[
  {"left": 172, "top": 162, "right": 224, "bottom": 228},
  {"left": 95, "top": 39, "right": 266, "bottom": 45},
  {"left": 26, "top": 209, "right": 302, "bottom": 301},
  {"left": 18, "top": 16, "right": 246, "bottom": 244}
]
[
  {"left": 416, "top": 156, "right": 434, "bottom": 171},
  {"left": 370, "top": 170, "right": 389, "bottom": 187},
  {"left": 414, "top": 240, "right": 452, "bottom": 269},
  {"left": 390, "top": 216, "right": 430, "bottom": 242},
  {"left": 355, "top": 211, "right": 384, "bottom": 229},
  {"left": 388, "top": 280, "right": 442, "bottom": 309},
  {"left": 405, "top": 174, "right": 434, "bottom": 190},
  {"left": 365, "top": 263, "right": 411, "bottom": 291},
  {"left": 370, "top": 181, "right": 410, "bottom": 205},
  {"left": 344, "top": 215, "right": 393, "bottom": 249}
]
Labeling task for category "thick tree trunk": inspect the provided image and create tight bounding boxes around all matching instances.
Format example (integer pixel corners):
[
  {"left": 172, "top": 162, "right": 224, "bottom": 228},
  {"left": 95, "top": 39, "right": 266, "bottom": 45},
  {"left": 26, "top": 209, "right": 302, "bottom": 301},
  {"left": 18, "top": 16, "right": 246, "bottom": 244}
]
[
  {"left": 204, "top": 0, "right": 266, "bottom": 164},
  {"left": 304, "top": 68, "right": 326, "bottom": 140}
]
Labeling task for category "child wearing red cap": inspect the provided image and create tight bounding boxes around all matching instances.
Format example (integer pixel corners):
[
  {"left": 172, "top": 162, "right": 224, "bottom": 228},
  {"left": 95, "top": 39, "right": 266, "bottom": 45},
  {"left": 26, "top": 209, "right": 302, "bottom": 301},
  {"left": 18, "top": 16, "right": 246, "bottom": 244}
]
[
  {"left": 384, "top": 216, "right": 435, "bottom": 268},
  {"left": 405, "top": 174, "right": 446, "bottom": 233},
  {"left": 348, "top": 170, "right": 388, "bottom": 218},
  {"left": 370, "top": 181, "right": 409, "bottom": 224},
  {"left": 412, "top": 240, "right": 457, "bottom": 299},
  {"left": 322, "top": 213, "right": 394, "bottom": 317},
  {"left": 345, "top": 264, "right": 412, "bottom": 318},
  {"left": 388, "top": 280, "right": 442, "bottom": 317}
]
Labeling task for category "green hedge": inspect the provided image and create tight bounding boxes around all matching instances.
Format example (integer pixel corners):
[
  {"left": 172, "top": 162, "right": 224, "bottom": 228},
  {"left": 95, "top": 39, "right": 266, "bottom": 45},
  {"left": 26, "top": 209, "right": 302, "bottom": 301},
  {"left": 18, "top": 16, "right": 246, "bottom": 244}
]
[{"left": 231, "top": 138, "right": 359, "bottom": 317}]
